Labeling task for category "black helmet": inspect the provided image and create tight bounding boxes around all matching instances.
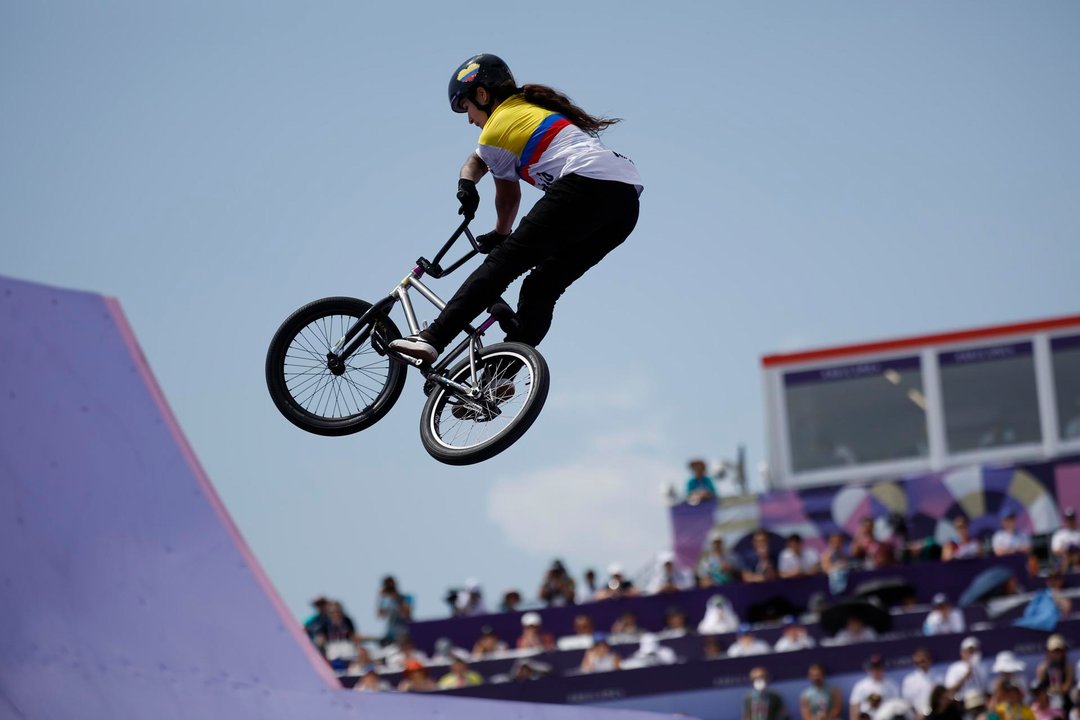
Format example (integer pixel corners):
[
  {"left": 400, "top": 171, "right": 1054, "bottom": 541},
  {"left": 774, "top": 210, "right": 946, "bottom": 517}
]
[{"left": 448, "top": 53, "right": 515, "bottom": 113}]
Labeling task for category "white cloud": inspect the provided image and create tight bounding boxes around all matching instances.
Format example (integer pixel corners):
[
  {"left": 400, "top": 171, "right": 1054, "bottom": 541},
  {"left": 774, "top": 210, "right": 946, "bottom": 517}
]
[{"left": 486, "top": 430, "right": 674, "bottom": 573}]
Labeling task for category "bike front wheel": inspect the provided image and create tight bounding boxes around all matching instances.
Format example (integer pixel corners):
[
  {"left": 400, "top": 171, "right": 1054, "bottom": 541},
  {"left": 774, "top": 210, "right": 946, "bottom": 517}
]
[
  {"left": 420, "top": 342, "right": 549, "bottom": 465},
  {"left": 265, "top": 297, "right": 406, "bottom": 436}
]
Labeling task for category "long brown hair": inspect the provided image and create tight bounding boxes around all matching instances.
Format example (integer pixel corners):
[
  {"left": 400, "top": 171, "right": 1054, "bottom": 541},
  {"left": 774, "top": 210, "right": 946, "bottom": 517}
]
[{"left": 489, "top": 82, "right": 621, "bottom": 135}]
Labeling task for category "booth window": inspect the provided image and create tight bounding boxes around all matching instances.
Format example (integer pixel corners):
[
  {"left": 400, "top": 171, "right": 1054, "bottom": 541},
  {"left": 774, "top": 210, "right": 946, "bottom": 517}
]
[
  {"left": 939, "top": 342, "right": 1040, "bottom": 452},
  {"left": 1053, "top": 335, "right": 1080, "bottom": 441},
  {"left": 784, "top": 356, "right": 929, "bottom": 473}
]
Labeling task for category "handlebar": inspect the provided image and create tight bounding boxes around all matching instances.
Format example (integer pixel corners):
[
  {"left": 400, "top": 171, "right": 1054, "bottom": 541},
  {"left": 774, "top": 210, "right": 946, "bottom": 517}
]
[{"left": 415, "top": 216, "right": 481, "bottom": 279}]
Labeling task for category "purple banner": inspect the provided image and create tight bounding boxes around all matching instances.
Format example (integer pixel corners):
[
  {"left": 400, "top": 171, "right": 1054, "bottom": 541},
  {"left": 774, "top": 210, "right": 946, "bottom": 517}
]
[
  {"left": 783, "top": 356, "right": 921, "bottom": 386},
  {"left": 939, "top": 341, "right": 1033, "bottom": 366}
]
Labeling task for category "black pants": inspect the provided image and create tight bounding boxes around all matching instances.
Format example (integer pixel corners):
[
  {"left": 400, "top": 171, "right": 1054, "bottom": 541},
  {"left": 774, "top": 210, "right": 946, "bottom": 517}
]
[{"left": 426, "top": 174, "right": 640, "bottom": 349}]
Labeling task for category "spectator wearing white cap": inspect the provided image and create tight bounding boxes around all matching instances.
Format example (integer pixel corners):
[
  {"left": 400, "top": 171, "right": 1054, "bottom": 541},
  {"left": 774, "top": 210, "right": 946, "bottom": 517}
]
[
  {"left": 778, "top": 533, "right": 821, "bottom": 578},
  {"left": 1051, "top": 508, "right": 1080, "bottom": 559},
  {"left": 594, "top": 562, "right": 638, "bottom": 600},
  {"left": 454, "top": 578, "right": 488, "bottom": 617},
  {"left": 647, "top": 550, "right": 695, "bottom": 594},
  {"left": 901, "top": 647, "right": 943, "bottom": 717},
  {"left": 924, "top": 594, "right": 966, "bottom": 635},
  {"left": 992, "top": 512, "right": 1032, "bottom": 557},
  {"left": 945, "top": 637, "right": 989, "bottom": 702},
  {"left": 698, "top": 595, "right": 740, "bottom": 635},
  {"left": 1033, "top": 634, "right": 1074, "bottom": 715},
  {"left": 516, "top": 611, "right": 555, "bottom": 652},
  {"left": 580, "top": 633, "right": 621, "bottom": 673},
  {"left": 625, "top": 632, "right": 677, "bottom": 668},
  {"left": 727, "top": 624, "right": 771, "bottom": 658},
  {"left": 774, "top": 616, "right": 816, "bottom": 653}
]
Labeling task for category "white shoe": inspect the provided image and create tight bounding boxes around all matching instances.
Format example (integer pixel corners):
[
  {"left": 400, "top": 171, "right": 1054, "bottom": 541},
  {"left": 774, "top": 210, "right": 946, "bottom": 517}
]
[{"left": 389, "top": 335, "right": 439, "bottom": 363}]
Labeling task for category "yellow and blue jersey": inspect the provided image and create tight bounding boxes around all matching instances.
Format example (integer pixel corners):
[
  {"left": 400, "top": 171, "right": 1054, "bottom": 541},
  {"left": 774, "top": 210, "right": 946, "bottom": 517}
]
[{"left": 476, "top": 95, "right": 642, "bottom": 193}]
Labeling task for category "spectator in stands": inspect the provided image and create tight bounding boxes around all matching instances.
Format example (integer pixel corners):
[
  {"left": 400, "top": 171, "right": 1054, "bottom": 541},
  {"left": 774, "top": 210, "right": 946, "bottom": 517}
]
[
  {"left": 611, "top": 610, "right": 643, "bottom": 638},
  {"left": 946, "top": 637, "right": 989, "bottom": 702},
  {"left": 346, "top": 644, "right": 381, "bottom": 676},
  {"left": 471, "top": 624, "right": 508, "bottom": 659},
  {"left": 686, "top": 458, "right": 718, "bottom": 505},
  {"left": 833, "top": 616, "right": 878, "bottom": 645},
  {"left": 996, "top": 682, "right": 1035, "bottom": 720},
  {"left": 431, "top": 636, "right": 471, "bottom": 666},
  {"left": 660, "top": 605, "right": 692, "bottom": 638},
  {"left": 1063, "top": 545, "right": 1080, "bottom": 574},
  {"left": 943, "top": 516, "right": 982, "bottom": 561},
  {"left": 437, "top": 653, "right": 485, "bottom": 689},
  {"left": 595, "top": 563, "right": 639, "bottom": 600},
  {"left": 961, "top": 690, "right": 994, "bottom": 720},
  {"left": 319, "top": 600, "right": 359, "bottom": 664},
  {"left": 924, "top": 593, "right": 966, "bottom": 635},
  {"left": 851, "top": 517, "right": 896, "bottom": 570},
  {"left": 376, "top": 575, "right": 413, "bottom": 646},
  {"left": 698, "top": 594, "right": 740, "bottom": 635},
  {"left": 454, "top": 578, "right": 488, "bottom": 617},
  {"left": 849, "top": 655, "right": 900, "bottom": 720},
  {"left": 745, "top": 666, "right": 789, "bottom": 720},
  {"left": 304, "top": 595, "right": 331, "bottom": 643},
  {"left": 1046, "top": 570, "right": 1073, "bottom": 615},
  {"left": 903, "top": 648, "right": 944, "bottom": 718},
  {"left": 509, "top": 657, "right": 551, "bottom": 682},
  {"left": 699, "top": 530, "right": 744, "bottom": 585},
  {"left": 499, "top": 589, "right": 523, "bottom": 613},
  {"left": 821, "top": 533, "right": 851, "bottom": 574},
  {"left": 538, "top": 559, "right": 576, "bottom": 606},
  {"left": 580, "top": 633, "right": 622, "bottom": 673},
  {"left": 775, "top": 616, "right": 816, "bottom": 652},
  {"left": 1051, "top": 510, "right": 1080, "bottom": 561},
  {"left": 1033, "top": 635, "right": 1074, "bottom": 717},
  {"left": 728, "top": 623, "right": 771, "bottom": 657},
  {"left": 516, "top": 611, "right": 555, "bottom": 651},
  {"left": 628, "top": 632, "right": 677, "bottom": 667},
  {"left": 801, "top": 662, "right": 842, "bottom": 720},
  {"left": 578, "top": 568, "right": 599, "bottom": 603},
  {"left": 745, "top": 529, "right": 779, "bottom": 583},
  {"left": 556, "top": 614, "right": 597, "bottom": 651},
  {"left": 990, "top": 651, "right": 1028, "bottom": 699},
  {"left": 1030, "top": 682, "right": 1063, "bottom": 720},
  {"left": 703, "top": 635, "right": 724, "bottom": 660},
  {"left": 397, "top": 658, "right": 437, "bottom": 693},
  {"left": 353, "top": 664, "right": 391, "bottom": 692},
  {"left": 779, "top": 534, "right": 822, "bottom": 578},
  {"left": 648, "top": 550, "right": 696, "bottom": 594},
  {"left": 927, "top": 685, "right": 963, "bottom": 720},
  {"left": 383, "top": 633, "right": 431, "bottom": 671},
  {"left": 992, "top": 512, "right": 1032, "bottom": 557}
]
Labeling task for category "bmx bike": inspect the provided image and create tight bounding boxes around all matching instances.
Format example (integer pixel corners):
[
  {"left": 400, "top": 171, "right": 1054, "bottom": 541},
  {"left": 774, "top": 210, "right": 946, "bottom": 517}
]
[{"left": 265, "top": 218, "right": 549, "bottom": 465}]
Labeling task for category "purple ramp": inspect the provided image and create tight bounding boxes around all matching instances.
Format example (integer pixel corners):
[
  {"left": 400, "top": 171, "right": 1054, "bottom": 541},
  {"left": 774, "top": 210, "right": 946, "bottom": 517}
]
[{"left": 0, "top": 275, "right": 681, "bottom": 720}]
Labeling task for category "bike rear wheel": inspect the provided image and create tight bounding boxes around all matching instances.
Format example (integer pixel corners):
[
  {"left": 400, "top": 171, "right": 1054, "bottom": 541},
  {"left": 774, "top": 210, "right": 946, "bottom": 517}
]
[
  {"left": 420, "top": 342, "right": 548, "bottom": 465},
  {"left": 265, "top": 297, "right": 406, "bottom": 436}
]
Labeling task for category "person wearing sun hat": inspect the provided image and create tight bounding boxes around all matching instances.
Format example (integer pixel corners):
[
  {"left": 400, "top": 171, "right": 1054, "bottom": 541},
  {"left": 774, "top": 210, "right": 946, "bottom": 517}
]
[{"left": 990, "top": 651, "right": 1029, "bottom": 699}]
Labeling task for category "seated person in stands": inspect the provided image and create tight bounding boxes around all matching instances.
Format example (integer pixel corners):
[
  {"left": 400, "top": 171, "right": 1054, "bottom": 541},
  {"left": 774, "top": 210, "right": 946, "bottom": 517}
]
[
  {"left": 659, "top": 605, "right": 692, "bottom": 638},
  {"left": 801, "top": 663, "right": 843, "bottom": 720},
  {"left": 431, "top": 637, "right": 470, "bottom": 665},
  {"left": 628, "top": 632, "right": 677, "bottom": 667},
  {"left": 995, "top": 682, "right": 1034, "bottom": 720},
  {"left": 499, "top": 589, "right": 523, "bottom": 613},
  {"left": 1033, "top": 634, "right": 1074, "bottom": 715},
  {"left": 745, "top": 667, "right": 788, "bottom": 720},
  {"left": 744, "top": 529, "right": 779, "bottom": 583},
  {"left": 397, "top": 659, "right": 437, "bottom": 693},
  {"left": 611, "top": 610, "right": 643, "bottom": 638},
  {"left": 698, "top": 594, "right": 740, "bottom": 635},
  {"left": 556, "top": 614, "right": 596, "bottom": 650},
  {"left": 821, "top": 533, "right": 851, "bottom": 574},
  {"left": 902, "top": 648, "right": 943, "bottom": 718},
  {"left": 382, "top": 633, "right": 431, "bottom": 671},
  {"left": 685, "top": 458, "right": 718, "bottom": 505},
  {"left": 509, "top": 657, "right": 551, "bottom": 682},
  {"left": 924, "top": 593, "right": 967, "bottom": 635},
  {"left": 727, "top": 623, "right": 771, "bottom": 657},
  {"left": 942, "top": 516, "right": 983, "bottom": 561},
  {"left": 990, "top": 651, "right": 1028, "bottom": 699},
  {"left": 516, "top": 611, "right": 555, "bottom": 651},
  {"left": 453, "top": 579, "right": 488, "bottom": 616},
  {"left": 595, "top": 563, "right": 639, "bottom": 600},
  {"left": 538, "top": 559, "right": 576, "bottom": 606},
  {"left": 647, "top": 550, "right": 696, "bottom": 594},
  {"left": 703, "top": 635, "right": 725, "bottom": 660},
  {"left": 850, "top": 517, "right": 897, "bottom": 570},
  {"left": 436, "top": 653, "right": 485, "bottom": 689},
  {"left": 577, "top": 568, "right": 599, "bottom": 603},
  {"left": 774, "top": 616, "right": 816, "bottom": 652},
  {"left": 992, "top": 512, "right": 1032, "bottom": 557},
  {"left": 1050, "top": 508, "right": 1080, "bottom": 561},
  {"left": 345, "top": 644, "right": 381, "bottom": 675},
  {"left": 832, "top": 616, "right": 878, "bottom": 645},
  {"left": 945, "top": 637, "right": 989, "bottom": 703},
  {"left": 698, "top": 531, "right": 743, "bottom": 585},
  {"left": 352, "top": 664, "right": 391, "bottom": 692},
  {"left": 471, "top": 624, "right": 508, "bottom": 659},
  {"left": 849, "top": 655, "right": 900, "bottom": 720},
  {"left": 779, "top": 533, "right": 822, "bottom": 578},
  {"left": 1045, "top": 570, "right": 1073, "bottom": 616},
  {"left": 1028, "top": 682, "right": 1061, "bottom": 720},
  {"left": 580, "top": 633, "right": 622, "bottom": 673}
]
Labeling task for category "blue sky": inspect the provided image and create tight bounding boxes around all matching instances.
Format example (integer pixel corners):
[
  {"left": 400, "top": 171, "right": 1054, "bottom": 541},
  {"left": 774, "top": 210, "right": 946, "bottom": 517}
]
[{"left": 4, "top": 2, "right": 1078, "bottom": 632}]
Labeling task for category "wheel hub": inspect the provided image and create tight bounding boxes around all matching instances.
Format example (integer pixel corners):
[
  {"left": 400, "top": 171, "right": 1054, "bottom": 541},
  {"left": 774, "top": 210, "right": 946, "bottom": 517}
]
[{"left": 327, "top": 353, "right": 346, "bottom": 376}]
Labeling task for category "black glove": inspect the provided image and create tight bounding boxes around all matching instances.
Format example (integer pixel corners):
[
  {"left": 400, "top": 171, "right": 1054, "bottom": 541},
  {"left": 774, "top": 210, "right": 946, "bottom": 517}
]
[
  {"left": 456, "top": 178, "right": 479, "bottom": 218},
  {"left": 475, "top": 229, "right": 510, "bottom": 254}
]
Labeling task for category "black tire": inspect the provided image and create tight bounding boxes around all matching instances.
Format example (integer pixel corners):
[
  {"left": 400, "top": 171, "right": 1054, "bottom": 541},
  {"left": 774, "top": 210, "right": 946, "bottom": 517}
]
[
  {"left": 265, "top": 297, "right": 406, "bottom": 436},
  {"left": 420, "top": 342, "right": 548, "bottom": 465}
]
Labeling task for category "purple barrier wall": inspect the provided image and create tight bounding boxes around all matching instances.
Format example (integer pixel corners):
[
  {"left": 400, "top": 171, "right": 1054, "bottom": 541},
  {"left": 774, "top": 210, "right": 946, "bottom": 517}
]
[
  {"left": 0, "top": 275, "right": 674, "bottom": 720},
  {"left": 406, "top": 555, "right": 1030, "bottom": 653}
]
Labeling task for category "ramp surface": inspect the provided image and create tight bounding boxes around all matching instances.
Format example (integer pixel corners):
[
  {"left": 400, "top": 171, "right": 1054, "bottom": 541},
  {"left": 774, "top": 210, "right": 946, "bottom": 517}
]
[{"left": 0, "top": 275, "right": 675, "bottom": 720}]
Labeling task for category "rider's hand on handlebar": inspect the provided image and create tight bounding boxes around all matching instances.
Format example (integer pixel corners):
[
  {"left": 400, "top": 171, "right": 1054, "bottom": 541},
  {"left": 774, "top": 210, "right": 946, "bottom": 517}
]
[
  {"left": 457, "top": 178, "right": 480, "bottom": 219},
  {"left": 475, "top": 230, "right": 510, "bottom": 254}
]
